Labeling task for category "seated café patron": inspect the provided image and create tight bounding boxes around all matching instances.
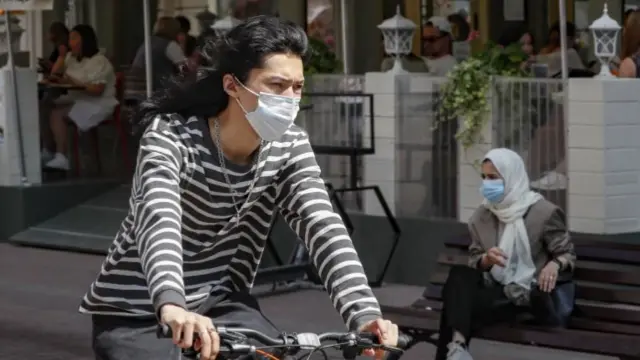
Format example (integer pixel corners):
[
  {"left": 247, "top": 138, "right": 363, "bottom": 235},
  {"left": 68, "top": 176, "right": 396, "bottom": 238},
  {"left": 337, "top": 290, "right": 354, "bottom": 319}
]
[
  {"left": 436, "top": 148, "right": 576, "bottom": 360},
  {"left": 42, "top": 24, "right": 118, "bottom": 170}
]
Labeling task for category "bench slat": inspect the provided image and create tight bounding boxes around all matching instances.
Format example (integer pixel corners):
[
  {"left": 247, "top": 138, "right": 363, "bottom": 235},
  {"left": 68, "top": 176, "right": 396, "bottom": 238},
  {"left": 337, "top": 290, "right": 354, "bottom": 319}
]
[
  {"left": 430, "top": 271, "right": 640, "bottom": 306},
  {"left": 395, "top": 298, "right": 640, "bottom": 336},
  {"left": 409, "top": 297, "right": 640, "bottom": 325},
  {"left": 477, "top": 326, "right": 640, "bottom": 357},
  {"left": 576, "top": 285, "right": 640, "bottom": 307},
  {"left": 384, "top": 307, "right": 640, "bottom": 357},
  {"left": 577, "top": 300, "right": 640, "bottom": 324},
  {"left": 436, "top": 254, "right": 640, "bottom": 286},
  {"left": 569, "top": 318, "right": 640, "bottom": 336},
  {"left": 415, "top": 285, "right": 640, "bottom": 327}
]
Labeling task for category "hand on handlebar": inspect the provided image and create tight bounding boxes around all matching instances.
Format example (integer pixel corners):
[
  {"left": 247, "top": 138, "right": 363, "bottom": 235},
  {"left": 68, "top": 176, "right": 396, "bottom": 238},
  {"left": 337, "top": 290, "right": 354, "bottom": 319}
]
[
  {"left": 157, "top": 323, "right": 412, "bottom": 360},
  {"left": 160, "top": 304, "right": 220, "bottom": 360},
  {"left": 358, "top": 318, "right": 399, "bottom": 359}
]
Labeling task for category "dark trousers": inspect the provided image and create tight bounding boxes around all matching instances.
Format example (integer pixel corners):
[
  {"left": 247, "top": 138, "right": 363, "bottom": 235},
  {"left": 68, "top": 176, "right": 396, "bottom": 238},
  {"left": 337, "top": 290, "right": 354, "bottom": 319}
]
[
  {"left": 435, "top": 266, "right": 522, "bottom": 360},
  {"left": 92, "top": 292, "right": 280, "bottom": 360}
]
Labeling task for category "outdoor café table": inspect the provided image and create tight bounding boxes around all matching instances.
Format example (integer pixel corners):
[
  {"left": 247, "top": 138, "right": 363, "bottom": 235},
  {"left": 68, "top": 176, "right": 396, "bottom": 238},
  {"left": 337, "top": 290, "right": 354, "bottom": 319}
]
[
  {"left": 38, "top": 81, "right": 86, "bottom": 100},
  {"left": 38, "top": 81, "right": 85, "bottom": 92}
]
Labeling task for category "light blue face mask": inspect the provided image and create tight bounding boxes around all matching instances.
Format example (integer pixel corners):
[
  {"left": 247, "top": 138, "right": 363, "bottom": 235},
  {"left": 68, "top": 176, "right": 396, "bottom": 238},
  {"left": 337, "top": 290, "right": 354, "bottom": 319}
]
[
  {"left": 480, "top": 179, "right": 505, "bottom": 203},
  {"left": 235, "top": 79, "right": 300, "bottom": 141}
]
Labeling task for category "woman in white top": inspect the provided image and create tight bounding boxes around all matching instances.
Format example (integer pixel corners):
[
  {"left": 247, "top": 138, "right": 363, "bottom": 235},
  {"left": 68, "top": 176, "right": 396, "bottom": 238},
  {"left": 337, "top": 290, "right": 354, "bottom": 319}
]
[{"left": 42, "top": 24, "right": 118, "bottom": 170}]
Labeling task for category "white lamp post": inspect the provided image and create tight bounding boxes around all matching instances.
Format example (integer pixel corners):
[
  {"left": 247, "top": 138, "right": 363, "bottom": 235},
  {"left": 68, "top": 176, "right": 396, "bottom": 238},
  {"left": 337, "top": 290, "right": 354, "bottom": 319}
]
[
  {"left": 0, "top": 13, "right": 24, "bottom": 54},
  {"left": 589, "top": 3, "right": 621, "bottom": 78},
  {"left": 211, "top": 12, "right": 242, "bottom": 37},
  {"left": 377, "top": 5, "right": 416, "bottom": 74}
]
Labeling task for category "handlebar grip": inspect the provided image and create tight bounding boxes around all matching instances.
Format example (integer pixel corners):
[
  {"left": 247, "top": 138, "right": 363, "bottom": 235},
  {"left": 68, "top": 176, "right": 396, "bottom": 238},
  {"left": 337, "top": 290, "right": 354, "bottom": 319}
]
[
  {"left": 157, "top": 324, "right": 237, "bottom": 360},
  {"left": 353, "top": 332, "right": 412, "bottom": 351},
  {"left": 396, "top": 333, "right": 414, "bottom": 349}
]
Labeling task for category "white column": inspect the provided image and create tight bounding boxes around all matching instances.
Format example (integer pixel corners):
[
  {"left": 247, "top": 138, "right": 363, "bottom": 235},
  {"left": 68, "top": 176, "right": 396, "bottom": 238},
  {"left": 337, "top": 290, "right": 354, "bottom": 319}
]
[
  {"left": 567, "top": 78, "right": 640, "bottom": 234},
  {"left": 362, "top": 72, "right": 440, "bottom": 217},
  {"left": 363, "top": 72, "right": 398, "bottom": 216}
]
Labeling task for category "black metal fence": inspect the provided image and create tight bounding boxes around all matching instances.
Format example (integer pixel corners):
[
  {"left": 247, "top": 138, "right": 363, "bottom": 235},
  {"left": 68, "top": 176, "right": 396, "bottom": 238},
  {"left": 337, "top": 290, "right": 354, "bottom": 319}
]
[
  {"left": 296, "top": 91, "right": 374, "bottom": 212},
  {"left": 394, "top": 75, "right": 458, "bottom": 220}
]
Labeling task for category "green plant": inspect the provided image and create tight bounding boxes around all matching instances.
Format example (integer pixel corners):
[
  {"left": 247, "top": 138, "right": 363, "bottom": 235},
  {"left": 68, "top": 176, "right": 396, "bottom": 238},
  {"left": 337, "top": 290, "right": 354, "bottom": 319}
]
[
  {"left": 436, "top": 42, "right": 528, "bottom": 150},
  {"left": 304, "top": 37, "right": 342, "bottom": 75},
  {"left": 301, "top": 37, "right": 342, "bottom": 106}
]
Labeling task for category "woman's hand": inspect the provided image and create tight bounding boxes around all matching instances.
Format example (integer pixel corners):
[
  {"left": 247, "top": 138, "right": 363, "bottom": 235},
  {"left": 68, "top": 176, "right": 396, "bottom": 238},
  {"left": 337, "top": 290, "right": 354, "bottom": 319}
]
[
  {"left": 481, "top": 247, "right": 508, "bottom": 268},
  {"left": 58, "top": 44, "right": 68, "bottom": 57},
  {"left": 160, "top": 304, "right": 220, "bottom": 360},
  {"left": 538, "top": 261, "right": 560, "bottom": 293},
  {"left": 358, "top": 318, "right": 399, "bottom": 359}
]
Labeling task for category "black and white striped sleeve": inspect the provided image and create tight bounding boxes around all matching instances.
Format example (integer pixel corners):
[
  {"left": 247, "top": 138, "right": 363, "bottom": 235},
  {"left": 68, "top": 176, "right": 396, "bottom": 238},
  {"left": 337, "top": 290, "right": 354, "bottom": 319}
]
[
  {"left": 276, "top": 134, "right": 382, "bottom": 330},
  {"left": 132, "top": 117, "right": 186, "bottom": 314}
]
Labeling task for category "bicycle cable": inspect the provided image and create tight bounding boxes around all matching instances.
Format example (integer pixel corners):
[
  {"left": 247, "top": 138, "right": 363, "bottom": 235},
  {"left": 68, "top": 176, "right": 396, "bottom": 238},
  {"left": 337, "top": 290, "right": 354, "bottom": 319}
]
[{"left": 303, "top": 341, "right": 352, "bottom": 360}]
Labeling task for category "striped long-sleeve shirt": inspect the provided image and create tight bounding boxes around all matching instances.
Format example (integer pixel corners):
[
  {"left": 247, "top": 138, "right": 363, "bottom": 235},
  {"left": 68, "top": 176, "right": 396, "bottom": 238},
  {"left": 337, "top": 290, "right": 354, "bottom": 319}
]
[{"left": 79, "top": 114, "right": 381, "bottom": 330}]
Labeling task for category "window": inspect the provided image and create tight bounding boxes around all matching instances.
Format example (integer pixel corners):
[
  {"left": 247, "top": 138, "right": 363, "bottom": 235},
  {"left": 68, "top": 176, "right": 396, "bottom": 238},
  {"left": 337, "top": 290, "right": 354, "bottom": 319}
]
[{"left": 306, "top": 0, "right": 335, "bottom": 52}]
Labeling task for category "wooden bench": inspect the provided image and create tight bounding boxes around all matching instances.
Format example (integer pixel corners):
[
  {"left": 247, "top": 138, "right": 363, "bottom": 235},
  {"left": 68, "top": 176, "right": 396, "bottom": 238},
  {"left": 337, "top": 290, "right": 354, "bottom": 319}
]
[{"left": 382, "top": 236, "right": 640, "bottom": 359}]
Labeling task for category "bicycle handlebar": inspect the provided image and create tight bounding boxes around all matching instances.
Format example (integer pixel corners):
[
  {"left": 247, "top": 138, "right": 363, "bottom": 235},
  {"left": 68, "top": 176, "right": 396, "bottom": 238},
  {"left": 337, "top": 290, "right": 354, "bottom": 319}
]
[{"left": 157, "top": 324, "right": 412, "bottom": 359}]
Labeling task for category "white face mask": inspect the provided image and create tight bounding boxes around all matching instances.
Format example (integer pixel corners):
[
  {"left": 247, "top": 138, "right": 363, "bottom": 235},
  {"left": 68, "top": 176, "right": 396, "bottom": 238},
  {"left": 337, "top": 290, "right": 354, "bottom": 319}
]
[{"left": 235, "top": 79, "right": 300, "bottom": 141}]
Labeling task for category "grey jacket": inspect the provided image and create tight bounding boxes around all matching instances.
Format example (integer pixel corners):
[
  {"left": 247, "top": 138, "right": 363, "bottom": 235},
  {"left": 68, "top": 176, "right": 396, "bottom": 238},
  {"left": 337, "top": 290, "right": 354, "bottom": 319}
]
[{"left": 467, "top": 198, "right": 576, "bottom": 304}]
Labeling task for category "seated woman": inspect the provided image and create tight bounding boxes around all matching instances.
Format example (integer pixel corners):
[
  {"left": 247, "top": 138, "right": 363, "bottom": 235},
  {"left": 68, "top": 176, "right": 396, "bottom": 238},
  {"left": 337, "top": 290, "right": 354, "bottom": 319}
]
[
  {"left": 41, "top": 24, "right": 118, "bottom": 170},
  {"left": 436, "top": 148, "right": 576, "bottom": 360}
]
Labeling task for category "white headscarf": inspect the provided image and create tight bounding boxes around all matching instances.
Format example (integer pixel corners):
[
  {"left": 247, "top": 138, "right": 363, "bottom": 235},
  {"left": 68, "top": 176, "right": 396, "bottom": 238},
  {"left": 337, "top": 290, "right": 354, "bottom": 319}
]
[{"left": 483, "top": 148, "right": 543, "bottom": 290}]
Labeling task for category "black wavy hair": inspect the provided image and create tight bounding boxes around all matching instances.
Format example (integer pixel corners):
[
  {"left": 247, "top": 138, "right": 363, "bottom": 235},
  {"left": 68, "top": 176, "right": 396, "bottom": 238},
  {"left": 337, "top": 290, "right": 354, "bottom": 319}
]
[
  {"left": 175, "top": 15, "right": 191, "bottom": 33},
  {"left": 131, "top": 15, "right": 309, "bottom": 133},
  {"left": 71, "top": 24, "right": 100, "bottom": 60}
]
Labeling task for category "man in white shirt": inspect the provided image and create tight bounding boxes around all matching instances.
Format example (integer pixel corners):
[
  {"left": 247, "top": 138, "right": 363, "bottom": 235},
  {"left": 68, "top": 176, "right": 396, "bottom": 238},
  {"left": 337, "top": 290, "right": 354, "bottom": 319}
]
[{"left": 422, "top": 16, "right": 458, "bottom": 77}]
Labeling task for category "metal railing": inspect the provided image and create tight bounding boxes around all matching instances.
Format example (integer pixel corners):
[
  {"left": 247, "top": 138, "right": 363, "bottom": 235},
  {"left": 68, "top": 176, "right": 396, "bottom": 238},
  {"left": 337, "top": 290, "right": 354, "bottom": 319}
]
[
  {"left": 298, "top": 74, "right": 371, "bottom": 212},
  {"left": 491, "top": 77, "right": 566, "bottom": 212},
  {"left": 302, "top": 74, "right": 567, "bottom": 218},
  {"left": 393, "top": 75, "right": 566, "bottom": 219},
  {"left": 394, "top": 75, "right": 458, "bottom": 219}
]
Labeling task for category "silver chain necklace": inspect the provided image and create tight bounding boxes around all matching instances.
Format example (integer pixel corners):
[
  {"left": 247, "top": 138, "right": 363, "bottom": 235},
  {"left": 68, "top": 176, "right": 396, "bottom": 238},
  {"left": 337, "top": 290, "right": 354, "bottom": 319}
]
[{"left": 212, "top": 118, "right": 263, "bottom": 218}]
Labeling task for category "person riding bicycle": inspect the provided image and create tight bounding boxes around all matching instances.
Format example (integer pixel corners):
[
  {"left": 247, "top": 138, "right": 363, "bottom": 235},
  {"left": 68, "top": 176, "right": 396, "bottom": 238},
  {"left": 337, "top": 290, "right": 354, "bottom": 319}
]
[{"left": 79, "top": 15, "right": 398, "bottom": 360}]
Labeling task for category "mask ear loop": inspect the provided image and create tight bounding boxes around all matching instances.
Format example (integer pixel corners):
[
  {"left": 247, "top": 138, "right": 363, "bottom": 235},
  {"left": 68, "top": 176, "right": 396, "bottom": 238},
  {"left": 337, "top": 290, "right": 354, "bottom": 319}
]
[{"left": 233, "top": 76, "right": 260, "bottom": 114}]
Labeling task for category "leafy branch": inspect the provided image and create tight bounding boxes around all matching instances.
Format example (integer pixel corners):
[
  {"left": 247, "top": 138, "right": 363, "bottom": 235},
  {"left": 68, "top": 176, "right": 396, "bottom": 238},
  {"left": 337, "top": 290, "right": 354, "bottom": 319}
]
[{"left": 435, "top": 43, "right": 528, "bottom": 150}]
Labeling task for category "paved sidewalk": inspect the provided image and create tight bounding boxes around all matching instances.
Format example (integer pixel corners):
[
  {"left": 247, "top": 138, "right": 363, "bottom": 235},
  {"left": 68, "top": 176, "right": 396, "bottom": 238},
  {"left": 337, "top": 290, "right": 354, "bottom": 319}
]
[{"left": 0, "top": 244, "right": 617, "bottom": 360}]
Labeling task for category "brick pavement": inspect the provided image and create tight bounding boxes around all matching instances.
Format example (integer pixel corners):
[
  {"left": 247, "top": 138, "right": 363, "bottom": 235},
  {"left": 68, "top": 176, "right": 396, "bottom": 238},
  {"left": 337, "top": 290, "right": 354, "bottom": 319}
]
[{"left": 0, "top": 244, "right": 616, "bottom": 360}]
